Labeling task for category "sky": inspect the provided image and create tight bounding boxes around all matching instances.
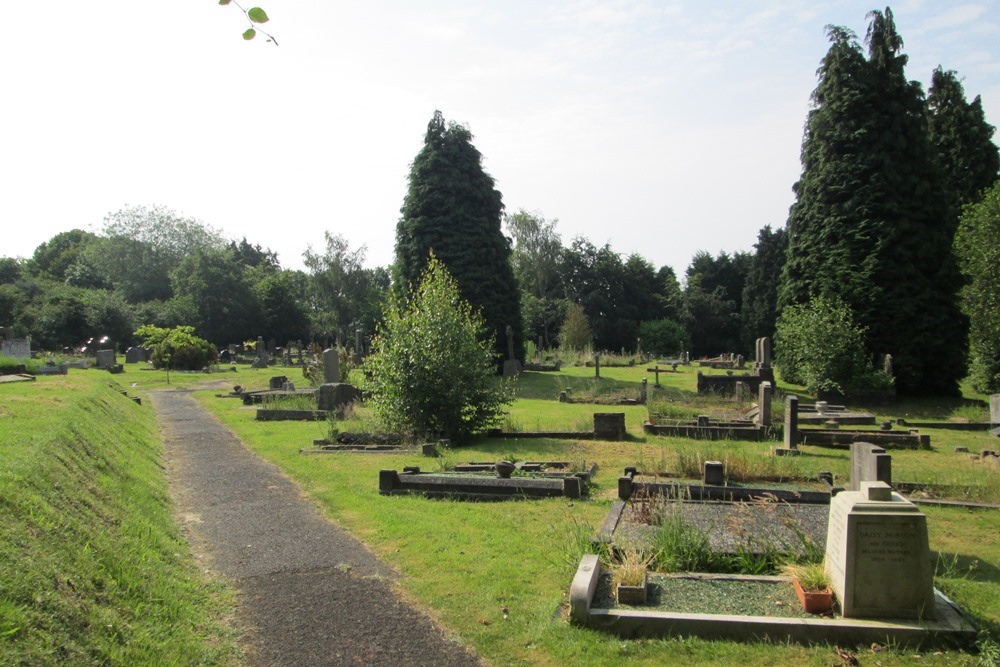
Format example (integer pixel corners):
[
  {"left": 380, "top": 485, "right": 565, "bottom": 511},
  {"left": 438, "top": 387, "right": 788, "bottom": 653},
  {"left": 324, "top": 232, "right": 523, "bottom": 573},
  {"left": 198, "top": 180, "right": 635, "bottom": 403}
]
[{"left": 2, "top": 1, "right": 998, "bottom": 276}]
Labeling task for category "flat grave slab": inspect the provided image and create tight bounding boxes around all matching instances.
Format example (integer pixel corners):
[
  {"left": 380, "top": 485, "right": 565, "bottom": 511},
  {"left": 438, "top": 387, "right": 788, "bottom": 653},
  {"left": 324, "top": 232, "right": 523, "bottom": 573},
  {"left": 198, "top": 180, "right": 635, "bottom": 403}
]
[{"left": 378, "top": 467, "right": 587, "bottom": 500}]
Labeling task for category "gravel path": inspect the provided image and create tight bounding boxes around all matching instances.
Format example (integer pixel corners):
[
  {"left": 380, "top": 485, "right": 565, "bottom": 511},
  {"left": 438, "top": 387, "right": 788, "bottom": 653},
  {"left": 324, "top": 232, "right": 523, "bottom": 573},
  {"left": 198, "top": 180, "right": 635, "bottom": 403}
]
[{"left": 151, "top": 389, "right": 482, "bottom": 667}]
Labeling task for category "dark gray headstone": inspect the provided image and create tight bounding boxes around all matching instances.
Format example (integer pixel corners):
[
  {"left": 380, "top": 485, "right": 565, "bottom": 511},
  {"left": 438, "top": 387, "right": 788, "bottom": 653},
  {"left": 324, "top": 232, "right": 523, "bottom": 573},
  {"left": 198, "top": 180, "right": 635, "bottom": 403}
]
[
  {"left": 784, "top": 395, "right": 799, "bottom": 449},
  {"left": 703, "top": 461, "right": 724, "bottom": 486}
]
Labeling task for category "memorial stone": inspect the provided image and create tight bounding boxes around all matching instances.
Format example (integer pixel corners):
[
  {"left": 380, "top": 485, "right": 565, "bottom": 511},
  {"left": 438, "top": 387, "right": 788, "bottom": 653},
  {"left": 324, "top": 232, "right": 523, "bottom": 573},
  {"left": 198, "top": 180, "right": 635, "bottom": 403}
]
[
  {"left": 784, "top": 395, "right": 798, "bottom": 449},
  {"left": 96, "top": 349, "right": 116, "bottom": 369},
  {"left": 703, "top": 461, "right": 724, "bottom": 486},
  {"left": 825, "top": 481, "right": 935, "bottom": 619},
  {"left": 991, "top": 394, "right": 1000, "bottom": 425},
  {"left": 849, "top": 442, "right": 891, "bottom": 491},
  {"left": 323, "top": 348, "right": 339, "bottom": 384},
  {"left": 757, "top": 381, "right": 773, "bottom": 426}
]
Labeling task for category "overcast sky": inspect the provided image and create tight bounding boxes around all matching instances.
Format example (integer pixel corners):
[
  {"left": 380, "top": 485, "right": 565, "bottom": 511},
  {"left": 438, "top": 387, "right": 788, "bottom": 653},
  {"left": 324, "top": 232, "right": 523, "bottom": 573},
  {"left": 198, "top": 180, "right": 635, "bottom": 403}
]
[{"left": 2, "top": 1, "right": 997, "bottom": 275}]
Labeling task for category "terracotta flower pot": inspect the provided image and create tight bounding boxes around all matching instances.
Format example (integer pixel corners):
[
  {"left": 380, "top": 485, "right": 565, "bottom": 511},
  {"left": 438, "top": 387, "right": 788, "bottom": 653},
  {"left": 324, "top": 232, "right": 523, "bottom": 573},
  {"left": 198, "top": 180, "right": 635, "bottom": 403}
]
[{"left": 792, "top": 577, "right": 834, "bottom": 614}]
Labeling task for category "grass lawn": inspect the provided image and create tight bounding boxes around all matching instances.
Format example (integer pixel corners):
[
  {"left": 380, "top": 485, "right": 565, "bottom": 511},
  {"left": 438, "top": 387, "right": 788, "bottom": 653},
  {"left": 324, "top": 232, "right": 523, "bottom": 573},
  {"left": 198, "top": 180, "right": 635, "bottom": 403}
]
[{"left": 164, "top": 361, "right": 1000, "bottom": 667}]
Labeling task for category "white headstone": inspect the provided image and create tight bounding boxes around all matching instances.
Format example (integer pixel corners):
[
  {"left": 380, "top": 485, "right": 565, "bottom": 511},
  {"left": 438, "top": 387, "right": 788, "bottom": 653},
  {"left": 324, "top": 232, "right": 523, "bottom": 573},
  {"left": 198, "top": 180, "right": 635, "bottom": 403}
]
[{"left": 825, "top": 481, "right": 935, "bottom": 619}]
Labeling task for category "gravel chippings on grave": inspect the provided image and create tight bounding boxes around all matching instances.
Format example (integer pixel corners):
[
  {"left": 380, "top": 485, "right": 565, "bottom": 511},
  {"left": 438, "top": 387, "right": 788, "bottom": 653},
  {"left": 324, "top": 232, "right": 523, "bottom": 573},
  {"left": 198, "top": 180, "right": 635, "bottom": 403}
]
[
  {"left": 152, "top": 389, "right": 482, "bottom": 667},
  {"left": 616, "top": 499, "right": 829, "bottom": 554}
]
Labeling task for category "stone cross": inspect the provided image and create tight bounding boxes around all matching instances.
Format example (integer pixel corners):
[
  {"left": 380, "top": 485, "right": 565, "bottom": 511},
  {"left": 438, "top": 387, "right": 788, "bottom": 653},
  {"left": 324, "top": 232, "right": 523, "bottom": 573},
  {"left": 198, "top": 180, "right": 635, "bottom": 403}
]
[
  {"left": 849, "top": 442, "right": 891, "bottom": 491},
  {"left": 648, "top": 365, "right": 662, "bottom": 387}
]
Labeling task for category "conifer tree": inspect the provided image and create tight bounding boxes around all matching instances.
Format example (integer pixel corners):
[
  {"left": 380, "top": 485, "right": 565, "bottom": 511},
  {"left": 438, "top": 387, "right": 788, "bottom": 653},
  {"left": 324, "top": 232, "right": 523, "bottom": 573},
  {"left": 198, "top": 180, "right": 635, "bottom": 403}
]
[
  {"left": 395, "top": 111, "right": 523, "bottom": 362},
  {"left": 741, "top": 225, "right": 787, "bottom": 351},
  {"left": 780, "top": 9, "right": 967, "bottom": 395},
  {"left": 927, "top": 67, "right": 1000, "bottom": 225}
]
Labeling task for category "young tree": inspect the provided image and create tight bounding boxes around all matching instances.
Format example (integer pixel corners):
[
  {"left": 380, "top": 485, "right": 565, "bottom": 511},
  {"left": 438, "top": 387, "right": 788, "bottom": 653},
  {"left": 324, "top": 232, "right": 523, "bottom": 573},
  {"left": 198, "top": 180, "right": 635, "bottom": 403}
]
[
  {"left": 362, "top": 256, "right": 513, "bottom": 441},
  {"left": 558, "top": 302, "right": 593, "bottom": 352},
  {"left": 780, "top": 10, "right": 967, "bottom": 395},
  {"left": 955, "top": 181, "right": 1000, "bottom": 392},
  {"left": 395, "top": 111, "right": 523, "bottom": 363},
  {"left": 774, "top": 295, "right": 884, "bottom": 394},
  {"left": 504, "top": 210, "right": 564, "bottom": 348}
]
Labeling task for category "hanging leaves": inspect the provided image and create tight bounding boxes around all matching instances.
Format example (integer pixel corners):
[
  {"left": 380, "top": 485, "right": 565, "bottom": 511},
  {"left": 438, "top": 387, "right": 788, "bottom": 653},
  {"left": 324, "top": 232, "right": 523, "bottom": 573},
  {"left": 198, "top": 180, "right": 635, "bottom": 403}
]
[
  {"left": 247, "top": 7, "right": 269, "bottom": 23},
  {"left": 242, "top": 28, "right": 256, "bottom": 40},
  {"left": 219, "top": 1, "right": 278, "bottom": 45}
]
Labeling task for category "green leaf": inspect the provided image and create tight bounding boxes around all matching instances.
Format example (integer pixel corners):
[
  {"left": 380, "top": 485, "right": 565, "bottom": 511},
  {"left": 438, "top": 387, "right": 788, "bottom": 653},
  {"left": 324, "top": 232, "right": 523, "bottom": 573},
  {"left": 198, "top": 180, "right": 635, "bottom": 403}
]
[
  {"left": 242, "top": 28, "right": 256, "bottom": 40},
  {"left": 218, "top": 0, "right": 232, "bottom": 5},
  {"left": 247, "top": 7, "right": 269, "bottom": 23}
]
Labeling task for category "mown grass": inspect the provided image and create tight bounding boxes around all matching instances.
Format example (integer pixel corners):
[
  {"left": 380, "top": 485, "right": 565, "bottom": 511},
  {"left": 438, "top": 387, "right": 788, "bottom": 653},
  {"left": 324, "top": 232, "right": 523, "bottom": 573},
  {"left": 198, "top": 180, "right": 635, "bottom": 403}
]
[
  {"left": 187, "top": 361, "right": 999, "bottom": 666},
  {"left": 0, "top": 372, "right": 240, "bottom": 666}
]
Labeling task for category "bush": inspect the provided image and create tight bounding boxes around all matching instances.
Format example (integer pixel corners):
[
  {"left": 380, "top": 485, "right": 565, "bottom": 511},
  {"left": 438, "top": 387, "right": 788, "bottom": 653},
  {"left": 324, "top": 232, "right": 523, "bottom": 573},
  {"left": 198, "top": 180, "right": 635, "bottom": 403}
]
[
  {"left": 134, "top": 325, "right": 217, "bottom": 371},
  {"left": 362, "top": 256, "right": 513, "bottom": 441},
  {"left": 774, "top": 296, "right": 885, "bottom": 393},
  {"left": 638, "top": 318, "right": 689, "bottom": 358}
]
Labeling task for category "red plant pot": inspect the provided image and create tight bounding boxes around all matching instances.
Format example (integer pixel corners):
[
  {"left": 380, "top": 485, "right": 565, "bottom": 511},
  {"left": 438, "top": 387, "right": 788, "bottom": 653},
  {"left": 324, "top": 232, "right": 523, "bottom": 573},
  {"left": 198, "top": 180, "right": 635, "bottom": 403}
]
[{"left": 792, "top": 578, "right": 834, "bottom": 614}]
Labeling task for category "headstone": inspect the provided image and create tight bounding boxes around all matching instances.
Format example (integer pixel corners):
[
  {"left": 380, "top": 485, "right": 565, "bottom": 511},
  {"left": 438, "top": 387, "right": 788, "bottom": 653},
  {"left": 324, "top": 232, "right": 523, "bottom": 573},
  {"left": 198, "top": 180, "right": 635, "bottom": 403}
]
[
  {"left": 734, "top": 380, "right": 747, "bottom": 402},
  {"left": 95, "top": 349, "right": 116, "bottom": 369},
  {"left": 593, "top": 412, "right": 626, "bottom": 440},
  {"left": 696, "top": 415, "right": 710, "bottom": 427},
  {"left": 269, "top": 376, "right": 288, "bottom": 390},
  {"left": 756, "top": 381, "right": 773, "bottom": 426},
  {"left": 756, "top": 337, "right": 772, "bottom": 369},
  {"left": 703, "top": 461, "right": 724, "bottom": 486},
  {"left": 594, "top": 353, "right": 600, "bottom": 379},
  {"left": 640, "top": 378, "right": 648, "bottom": 404},
  {"left": 502, "top": 324, "right": 522, "bottom": 377},
  {"left": 784, "top": 394, "right": 798, "bottom": 449},
  {"left": 774, "top": 394, "right": 799, "bottom": 456},
  {"left": 883, "top": 353, "right": 894, "bottom": 378},
  {"left": 850, "top": 442, "right": 891, "bottom": 491},
  {"left": 354, "top": 329, "right": 363, "bottom": 365},
  {"left": 0, "top": 338, "right": 31, "bottom": 358},
  {"left": 323, "top": 348, "right": 339, "bottom": 384},
  {"left": 825, "top": 481, "right": 935, "bottom": 619},
  {"left": 991, "top": 394, "right": 1000, "bottom": 425},
  {"left": 125, "top": 347, "right": 140, "bottom": 364}
]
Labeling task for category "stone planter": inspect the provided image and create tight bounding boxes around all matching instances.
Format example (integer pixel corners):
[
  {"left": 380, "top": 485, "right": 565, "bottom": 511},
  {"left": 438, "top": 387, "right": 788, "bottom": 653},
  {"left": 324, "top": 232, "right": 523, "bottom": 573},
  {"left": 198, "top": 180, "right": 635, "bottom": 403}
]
[
  {"left": 792, "top": 578, "right": 834, "bottom": 614},
  {"left": 616, "top": 575, "right": 648, "bottom": 605}
]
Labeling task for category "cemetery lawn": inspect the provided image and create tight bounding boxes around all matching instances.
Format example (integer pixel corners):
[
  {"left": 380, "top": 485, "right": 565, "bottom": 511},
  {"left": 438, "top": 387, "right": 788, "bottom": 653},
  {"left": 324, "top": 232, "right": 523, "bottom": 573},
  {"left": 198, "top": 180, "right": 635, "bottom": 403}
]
[
  {"left": 0, "top": 372, "right": 241, "bottom": 666},
  {"left": 186, "top": 364, "right": 1000, "bottom": 667}
]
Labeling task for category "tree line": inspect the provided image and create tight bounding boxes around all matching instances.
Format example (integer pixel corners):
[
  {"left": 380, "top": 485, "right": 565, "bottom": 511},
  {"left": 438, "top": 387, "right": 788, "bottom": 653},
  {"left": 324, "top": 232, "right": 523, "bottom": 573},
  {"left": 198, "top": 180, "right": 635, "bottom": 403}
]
[{"left": 1, "top": 7, "right": 997, "bottom": 395}]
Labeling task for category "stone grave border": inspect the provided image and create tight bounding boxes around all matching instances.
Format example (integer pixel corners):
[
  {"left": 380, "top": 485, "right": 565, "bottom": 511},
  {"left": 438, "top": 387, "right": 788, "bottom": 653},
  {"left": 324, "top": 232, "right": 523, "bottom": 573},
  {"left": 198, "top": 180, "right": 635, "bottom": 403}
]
[
  {"left": 643, "top": 418, "right": 767, "bottom": 441},
  {"left": 378, "top": 466, "right": 587, "bottom": 500},
  {"left": 453, "top": 461, "right": 598, "bottom": 480},
  {"left": 616, "top": 468, "right": 831, "bottom": 505},
  {"left": 568, "top": 555, "right": 976, "bottom": 648}
]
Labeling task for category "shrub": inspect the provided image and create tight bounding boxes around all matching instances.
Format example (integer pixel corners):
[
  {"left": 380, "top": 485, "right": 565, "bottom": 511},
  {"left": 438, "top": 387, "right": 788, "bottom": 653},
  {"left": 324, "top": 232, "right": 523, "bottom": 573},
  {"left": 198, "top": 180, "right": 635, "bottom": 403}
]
[
  {"left": 638, "top": 318, "right": 689, "bottom": 358},
  {"left": 362, "top": 256, "right": 513, "bottom": 441},
  {"left": 134, "top": 325, "right": 216, "bottom": 370}
]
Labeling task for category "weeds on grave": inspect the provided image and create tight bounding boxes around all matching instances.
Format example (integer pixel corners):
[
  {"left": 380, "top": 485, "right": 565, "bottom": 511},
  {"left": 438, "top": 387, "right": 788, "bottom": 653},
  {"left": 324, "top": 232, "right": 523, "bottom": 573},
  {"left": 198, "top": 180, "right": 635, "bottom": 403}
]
[{"left": 611, "top": 547, "right": 652, "bottom": 589}]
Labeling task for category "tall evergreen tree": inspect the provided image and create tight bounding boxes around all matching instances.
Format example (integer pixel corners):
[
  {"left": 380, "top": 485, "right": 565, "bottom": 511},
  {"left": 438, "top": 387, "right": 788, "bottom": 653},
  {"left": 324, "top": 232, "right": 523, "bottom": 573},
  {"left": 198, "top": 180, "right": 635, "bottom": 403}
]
[
  {"left": 927, "top": 67, "right": 1000, "bottom": 225},
  {"left": 741, "top": 225, "right": 787, "bottom": 351},
  {"left": 780, "top": 9, "right": 967, "bottom": 395},
  {"left": 395, "top": 111, "right": 523, "bottom": 362}
]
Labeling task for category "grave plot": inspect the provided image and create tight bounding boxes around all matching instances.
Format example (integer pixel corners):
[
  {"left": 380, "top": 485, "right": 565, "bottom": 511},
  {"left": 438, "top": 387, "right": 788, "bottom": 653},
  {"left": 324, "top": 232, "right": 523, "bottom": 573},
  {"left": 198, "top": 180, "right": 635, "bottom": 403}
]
[
  {"left": 781, "top": 395, "right": 930, "bottom": 451},
  {"left": 301, "top": 432, "right": 408, "bottom": 453},
  {"left": 378, "top": 464, "right": 591, "bottom": 500},
  {"left": 452, "top": 460, "right": 598, "bottom": 480}
]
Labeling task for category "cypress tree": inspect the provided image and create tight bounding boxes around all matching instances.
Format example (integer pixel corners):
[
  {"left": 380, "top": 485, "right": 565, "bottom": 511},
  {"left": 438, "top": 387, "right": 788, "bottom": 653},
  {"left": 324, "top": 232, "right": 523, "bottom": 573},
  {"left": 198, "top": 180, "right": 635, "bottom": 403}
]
[
  {"left": 741, "top": 225, "right": 787, "bottom": 351},
  {"left": 395, "top": 111, "right": 523, "bottom": 363},
  {"left": 780, "top": 9, "right": 967, "bottom": 395},
  {"left": 927, "top": 67, "right": 1000, "bottom": 224}
]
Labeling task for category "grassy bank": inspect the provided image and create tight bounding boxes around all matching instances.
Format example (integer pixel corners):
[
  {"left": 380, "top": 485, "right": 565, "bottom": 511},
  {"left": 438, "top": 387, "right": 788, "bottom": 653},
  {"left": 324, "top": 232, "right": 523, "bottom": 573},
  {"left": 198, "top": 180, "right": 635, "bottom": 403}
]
[{"left": 0, "top": 373, "right": 240, "bottom": 666}]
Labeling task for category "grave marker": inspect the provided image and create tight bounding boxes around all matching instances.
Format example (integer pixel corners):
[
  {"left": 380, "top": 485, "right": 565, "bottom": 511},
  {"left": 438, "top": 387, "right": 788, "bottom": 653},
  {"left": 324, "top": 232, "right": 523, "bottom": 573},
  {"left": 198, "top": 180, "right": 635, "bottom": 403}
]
[
  {"left": 756, "top": 381, "right": 773, "bottom": 427},
  {"left": 825, "top": 481, "right": 935, "bottom": 619},
  {"left": 849, "top": 442, "right": 891, "bottom": 491},
  {"left": 991, "top": 394, "right": 1000, "bottom": 425}
]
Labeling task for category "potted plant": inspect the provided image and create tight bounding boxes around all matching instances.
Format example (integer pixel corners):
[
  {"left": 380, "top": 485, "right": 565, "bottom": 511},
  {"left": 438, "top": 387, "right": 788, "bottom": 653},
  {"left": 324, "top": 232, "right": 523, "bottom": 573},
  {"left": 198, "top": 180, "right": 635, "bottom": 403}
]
[
  {"left": 783, "top": 562, "right": 834, "bottom": 614},
  {"left": 612, "top": 548, "right": 650, "bottom": 605}
]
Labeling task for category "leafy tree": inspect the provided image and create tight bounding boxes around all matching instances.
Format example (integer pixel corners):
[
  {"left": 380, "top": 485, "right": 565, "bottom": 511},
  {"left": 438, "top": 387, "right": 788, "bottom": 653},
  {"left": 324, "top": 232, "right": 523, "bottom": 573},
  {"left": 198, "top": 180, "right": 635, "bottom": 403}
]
[
  {"left": 0, "top": 257, "right": 24, "bottom": 285},
  {"left": 955, "top": 181, "right": 1000, "bottom": 392},
  {"left": 170, "top": 248, "right": 260, "bottom": 345},
  {"left": 248, "top": 267, "right": 310, "bottom": 344},
  {"left": 28, "top": 284, "right": 91, "bottom": 350},
  {"left": 134, "top": 325, "right": 217, "bottom": 371},
  {"left": 229, "top": 237, "right": 280, "bottom": 270},
  {"left": 638, "top": 318, "right": 689, "bottom": 358},
  {"left": 504, "top": 210, "right": 565, "bottom": 348},
  {"left": 558, "top": 302, "right": 593, "bottom": 351},
  {"left": 775, "top": 295, "right": 886, "bottom": 394},
  {"left": 395, "top": 111, "right": 523, "bottom": 363},
  {"left": 26, "top": 230, "right": 99, "bottom": 282},
  {"left": 303, "top": 232, "right": 388, "bottom": 343},
  {"left": 362, "top": 256, "right": 513, "bottom": 441},
  {"left": 779, "top": 10, "right": 967, "bottom": 395},
  {"left": 89, "top": 205, "right": 225, "bottom": 303},
  {"left": 83, "top": 290, "right": 138, "bottom": 348},
  {"left": 682, "top": 250, "right": 749, "bottom": 356},
  {"left": 927, "top": 67, "right": 999, "bottom": 225},
  {"left": 741, "top": 225, "right": 787, "bottom": 351},
  {"left": 560, "top": 238, "right": 634, "bottom": 351}
]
